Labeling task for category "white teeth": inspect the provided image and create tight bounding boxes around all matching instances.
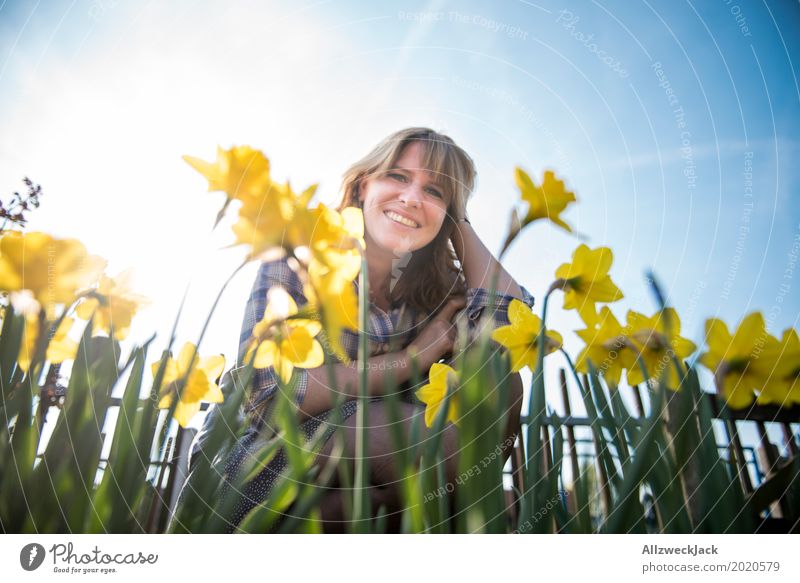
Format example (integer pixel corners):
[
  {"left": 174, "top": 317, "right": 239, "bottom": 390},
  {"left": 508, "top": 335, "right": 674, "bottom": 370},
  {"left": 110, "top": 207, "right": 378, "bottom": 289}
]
[{"left": 385, "top": 211, "right": 419, "bottom": 228}]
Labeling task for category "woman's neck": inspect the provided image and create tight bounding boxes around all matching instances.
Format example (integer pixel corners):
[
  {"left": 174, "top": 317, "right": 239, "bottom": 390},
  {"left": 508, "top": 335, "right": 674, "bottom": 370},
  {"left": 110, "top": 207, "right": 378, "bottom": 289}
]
[{"left": 364, "top": 239, "right": 395, "bottom": 304}]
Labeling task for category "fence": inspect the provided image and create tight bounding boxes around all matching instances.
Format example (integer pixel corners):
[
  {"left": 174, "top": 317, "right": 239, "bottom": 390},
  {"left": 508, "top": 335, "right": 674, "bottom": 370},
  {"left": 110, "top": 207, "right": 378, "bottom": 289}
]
[
  {"left": 83, "top": 366, "right": 800, "bottom": 533},
  {"left": 507, "top": 369, "right": 800, "bottom": 532}
]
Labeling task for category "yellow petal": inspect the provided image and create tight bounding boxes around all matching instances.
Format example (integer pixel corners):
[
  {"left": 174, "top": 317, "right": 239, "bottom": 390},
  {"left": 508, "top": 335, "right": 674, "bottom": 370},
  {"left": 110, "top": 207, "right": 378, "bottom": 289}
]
[
  {"left": 76, "top": 297, "right": 99, "bottom": 320},
  {"left": 704, "top": 318, "right": 731, "bottom": 355},
  {"left": 732, "top": 312, "right": 766, "bottom": 356},
  {"left": 173, "top": 399, "right": 201, "bottom": 428},
  {"left": 509, "top": 344, "right": 535, "bottom": 372},
  {"left": 588, "top": 247, "right": 613, "bottom": 277},
  {"left": 176, "top": 343, "right": 198, "bottom": 374},
  {"left": 424, "top": 400, "right": 440, "bottom": 428},
  {"left": 722, "top": 373, "right": 755, "bottom": 409},
  {"left": 254, "top": 340, "right": 278, "bottom": 369},
  {"left": 182, "top": 155, "right": 220, "bottom": 187},
  {"left": 200, "top": 354, "right": 226, "bottom": 384},
  {"left": 416, "top": 383, "right": 445, "bottom": 406},
  {"left": 203, "top": 381, "right": 225, "bottom": 404},
  {"left": 588, "top": 277, "right": 624, "bottom": 302},
  {"left": 276, "top": 357, "right": 294, "bottom": 384},
  {"left": 288, "top": 318, "right": 322, "bottom": 337},
  {"left": 491, "top": 325, "right": 525, "bottom": 349}
]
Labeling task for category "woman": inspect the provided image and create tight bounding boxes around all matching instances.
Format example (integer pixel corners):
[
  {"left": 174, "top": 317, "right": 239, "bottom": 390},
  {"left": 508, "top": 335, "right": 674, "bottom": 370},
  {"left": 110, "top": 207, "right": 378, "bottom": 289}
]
[{"left": 206, "top": 127, "right": 534, "bottom": 532}]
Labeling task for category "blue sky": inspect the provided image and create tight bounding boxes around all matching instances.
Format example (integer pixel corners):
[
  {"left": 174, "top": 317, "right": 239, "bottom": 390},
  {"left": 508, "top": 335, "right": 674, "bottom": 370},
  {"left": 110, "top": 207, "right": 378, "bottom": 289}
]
[{"left": 1, "top": 0, "right": 798, "bottom": 440}]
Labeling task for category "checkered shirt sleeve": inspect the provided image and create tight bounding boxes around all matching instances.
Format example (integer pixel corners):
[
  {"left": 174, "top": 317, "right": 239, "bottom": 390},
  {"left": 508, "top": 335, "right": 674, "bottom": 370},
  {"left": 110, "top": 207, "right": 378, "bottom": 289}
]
[
  {"left": 238, "top": 259, "right": 310, "bottom": 426},
  {"left": 464, "top": 284, "right": 536, "bottom": 327}
]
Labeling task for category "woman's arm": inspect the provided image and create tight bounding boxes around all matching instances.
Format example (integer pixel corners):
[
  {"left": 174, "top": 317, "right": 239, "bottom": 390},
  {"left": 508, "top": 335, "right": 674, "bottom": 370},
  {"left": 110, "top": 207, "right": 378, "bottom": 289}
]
[
  {"left": 299, "top": 295, "right": 466, "bottom": 419},
  {"left": 299, "top": 351, "right": 412, "bottom": 418},
  {"left": 450, "top": 219, "right": 524, "bottom": 299}
]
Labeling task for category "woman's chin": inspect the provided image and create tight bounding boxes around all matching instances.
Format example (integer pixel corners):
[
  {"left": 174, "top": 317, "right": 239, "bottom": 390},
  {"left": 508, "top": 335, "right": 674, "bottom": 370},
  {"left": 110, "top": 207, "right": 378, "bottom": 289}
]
[{"left": 370, "top": 235, "right": 420, "bottom": 256}]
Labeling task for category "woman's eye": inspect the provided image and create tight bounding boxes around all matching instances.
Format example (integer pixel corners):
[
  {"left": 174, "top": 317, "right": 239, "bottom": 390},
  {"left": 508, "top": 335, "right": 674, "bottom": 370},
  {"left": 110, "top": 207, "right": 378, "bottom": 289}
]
[
  {"left": 426, "top": 187, "right": 443, "bottom": 198},
  {"left": 388, "top": 172, "right": 407, "bottom": 182}
]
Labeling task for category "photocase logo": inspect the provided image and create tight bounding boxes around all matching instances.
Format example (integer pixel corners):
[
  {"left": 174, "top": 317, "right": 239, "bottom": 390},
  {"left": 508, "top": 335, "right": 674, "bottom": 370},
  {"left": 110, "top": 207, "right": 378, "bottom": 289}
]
[{"left": 20, "top": 543, "right": 46, "bottom": 571}]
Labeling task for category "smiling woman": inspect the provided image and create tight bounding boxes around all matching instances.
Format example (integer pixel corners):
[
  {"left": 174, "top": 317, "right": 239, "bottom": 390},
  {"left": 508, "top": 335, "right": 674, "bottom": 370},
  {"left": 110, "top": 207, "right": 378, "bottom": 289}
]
[{"left": 197, "top": 127, "right": 535, "bottom": 532}]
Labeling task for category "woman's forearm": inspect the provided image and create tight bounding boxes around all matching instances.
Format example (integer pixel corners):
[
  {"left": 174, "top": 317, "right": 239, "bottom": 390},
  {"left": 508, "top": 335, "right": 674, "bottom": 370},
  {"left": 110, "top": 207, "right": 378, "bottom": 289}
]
[
  {"left": 451, "top": 220, "right": 524, "bottom": 298},
  {"left": 299, "top": 350, "right": 414, "bottom": 418}
]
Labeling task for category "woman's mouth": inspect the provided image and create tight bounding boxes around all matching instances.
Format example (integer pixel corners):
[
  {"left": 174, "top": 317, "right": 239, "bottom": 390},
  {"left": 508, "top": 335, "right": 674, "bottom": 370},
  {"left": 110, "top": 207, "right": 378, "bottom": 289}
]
[{"left": 384, "top": 210, "right": 420, "bottom": 229}]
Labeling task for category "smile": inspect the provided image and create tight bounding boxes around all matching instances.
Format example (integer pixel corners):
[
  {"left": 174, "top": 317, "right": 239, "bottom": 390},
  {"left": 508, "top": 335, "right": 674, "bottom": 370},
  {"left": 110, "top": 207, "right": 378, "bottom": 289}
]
[{"left": 384, "top": 210, "right": 420, "bottom": 228}]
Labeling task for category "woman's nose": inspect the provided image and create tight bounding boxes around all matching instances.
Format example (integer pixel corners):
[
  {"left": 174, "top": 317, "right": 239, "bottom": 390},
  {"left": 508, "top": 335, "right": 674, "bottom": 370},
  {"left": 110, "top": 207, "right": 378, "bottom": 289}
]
[{"left": 399, "top": 183, "right": 424, "bottom": 208}]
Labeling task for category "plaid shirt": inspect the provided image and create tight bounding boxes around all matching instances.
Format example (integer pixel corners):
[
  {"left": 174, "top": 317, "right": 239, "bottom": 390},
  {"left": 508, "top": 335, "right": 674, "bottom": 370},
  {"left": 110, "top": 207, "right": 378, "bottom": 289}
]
[{"left": 239, "top": 258, "right": 535, "bottom": 429}]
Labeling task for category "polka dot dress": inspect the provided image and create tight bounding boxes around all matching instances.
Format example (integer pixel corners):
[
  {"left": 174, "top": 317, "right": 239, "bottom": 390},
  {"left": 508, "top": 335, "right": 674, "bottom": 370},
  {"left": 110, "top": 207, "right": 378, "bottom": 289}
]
[{"left": 219, "top": 400, "right": 360, "bottom": 533}]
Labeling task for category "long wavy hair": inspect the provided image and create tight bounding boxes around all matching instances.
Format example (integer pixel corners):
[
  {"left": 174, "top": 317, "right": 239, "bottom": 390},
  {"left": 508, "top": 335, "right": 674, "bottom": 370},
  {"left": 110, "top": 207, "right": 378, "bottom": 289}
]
[{"left": 337, "top": 127, "right": 477, "bottom": 315}]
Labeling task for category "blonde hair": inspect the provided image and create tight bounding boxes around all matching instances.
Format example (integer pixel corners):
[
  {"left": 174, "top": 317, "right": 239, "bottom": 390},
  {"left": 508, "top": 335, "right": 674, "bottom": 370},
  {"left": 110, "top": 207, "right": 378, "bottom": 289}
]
[{"left": 337, "top": 127, "right": 477, "bottom": 315}]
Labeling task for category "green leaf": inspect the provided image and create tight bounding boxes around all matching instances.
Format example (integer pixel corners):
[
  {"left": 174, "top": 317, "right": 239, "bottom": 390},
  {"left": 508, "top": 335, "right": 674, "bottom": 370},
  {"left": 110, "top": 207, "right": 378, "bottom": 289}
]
[
  {"left": 604, "top": 383, "right": 663, "bottom": 533},
  {"left": 89, "top": 342, "right": 151, "bottom": 533},
  {"left": 0, "top": 309, "right": 25, "bottom": 400},
  {"left": 747, "top": 452, "right": 799, "bottom": 520}
]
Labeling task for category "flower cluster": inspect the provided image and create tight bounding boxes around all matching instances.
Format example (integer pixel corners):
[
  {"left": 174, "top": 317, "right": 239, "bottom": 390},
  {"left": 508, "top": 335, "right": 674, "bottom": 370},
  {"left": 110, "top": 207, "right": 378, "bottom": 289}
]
[
  {"left": 169, "top": 145, "right": 366, "bottom": 426},
  {"left": 486, "top": 168, "right": 799, "bottom": 412},
  {"left": 0, "top": 230, "right": 148, "bottom": 378}
]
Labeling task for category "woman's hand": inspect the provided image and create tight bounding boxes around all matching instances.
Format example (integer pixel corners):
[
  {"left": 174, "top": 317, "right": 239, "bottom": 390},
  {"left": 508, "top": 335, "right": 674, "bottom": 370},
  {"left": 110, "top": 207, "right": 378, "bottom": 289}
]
[{"left": 405, "top": 296, "right": 467, "bottom": 371}]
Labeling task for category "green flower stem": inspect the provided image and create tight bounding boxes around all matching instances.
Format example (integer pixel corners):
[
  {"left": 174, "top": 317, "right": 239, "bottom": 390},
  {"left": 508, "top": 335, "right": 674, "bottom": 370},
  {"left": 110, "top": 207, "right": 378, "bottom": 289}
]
[
  {"left": 520, "top": 286, "right": 553, "bottom": 531},
  {"left": 352, "top": 250, "right": 370, "bottom": 532},
  {"left": 154, "top": 260, "right": 246, "bottom": 495}
]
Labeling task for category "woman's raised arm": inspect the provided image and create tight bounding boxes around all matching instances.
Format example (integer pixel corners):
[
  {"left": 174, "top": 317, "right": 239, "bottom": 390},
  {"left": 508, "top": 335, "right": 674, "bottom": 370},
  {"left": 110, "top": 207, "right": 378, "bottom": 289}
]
[{"left": 450, "top": 219, "right": 524, "bottom": 300}]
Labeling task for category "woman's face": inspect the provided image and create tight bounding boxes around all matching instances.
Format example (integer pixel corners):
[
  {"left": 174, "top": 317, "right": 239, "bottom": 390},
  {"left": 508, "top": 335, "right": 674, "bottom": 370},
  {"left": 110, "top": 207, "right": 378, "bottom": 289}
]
[{"left": 359, "top": 141, "right": 449, "bottom": 256}]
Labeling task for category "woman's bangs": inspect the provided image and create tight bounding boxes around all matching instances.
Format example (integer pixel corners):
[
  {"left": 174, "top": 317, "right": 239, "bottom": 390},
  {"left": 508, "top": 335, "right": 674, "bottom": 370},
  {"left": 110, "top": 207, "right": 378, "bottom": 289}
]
[{"left": 417, "top": 137, "right": 460, "bottom": 206}]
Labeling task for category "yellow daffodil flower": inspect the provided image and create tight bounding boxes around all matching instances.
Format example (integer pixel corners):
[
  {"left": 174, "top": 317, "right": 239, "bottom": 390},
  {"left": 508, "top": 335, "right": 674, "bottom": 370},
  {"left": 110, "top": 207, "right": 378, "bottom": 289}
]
[
  {"left": 303, "top": 205, "right": 364, "bottom": 281},
  {"left": 291, "top": 205, "right": 363, "bottom": 363},
  {"left": 303, "top": 265, "right": 359, "bottom": 365},
  {"left": 575, "top": 306, "right": 636, "bottom": 386},
  {"left": 244, "top": 288, "right": 325, "bottom": 383},
  {"left": 555, "top": 244, "right": 623, "bottom": 326},
  {"left": 624, "top": 308, "right": 697, "bottom": 389},
  {"left": 76, "top": 270, "right": 149, "bottom": 340},
  {"left": 516, "top": 168, "right": 576, "bottom": 233},
  {"left": 416, "top": 362, "right": 460, "bottom": 427},
  {"left": 491, "top": 298, "right": 563, "bottom": 372},
  {"left": 152, "top": 342, "right": 225, "bottom": 428},
  {"left": 698, "top": 312, "right": 782, "bottom": 410},
  {"left": 231, "top": 180, "right": 316, "bottom": 260},
  {"left": 0, "top": 231, "right": 106, "bottom": 316},
  {"left": 18, "top": 316, "right": 79, "bottom": 373},
  {"left": 754, "top": 327, "right": 800, "bottom": 407},
  {"left": 183, "top": 145, "right": 272, "bottom": 201}
]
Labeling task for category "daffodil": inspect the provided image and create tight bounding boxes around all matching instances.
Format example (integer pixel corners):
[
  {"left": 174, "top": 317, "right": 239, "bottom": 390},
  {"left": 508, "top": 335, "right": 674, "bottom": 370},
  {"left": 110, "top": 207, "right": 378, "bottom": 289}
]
[
  {"left": 18, "top": 316, "right": 79, "bottom": 373},
  {"left": 76, "top": 270, "right": 149, "bottom": 340},
  {"left": 153, "top": 342, "right": 225, "bottom": 428},
  {"left": 555, "top": 244, "right": 623, "bottom": 326},
  {"left": 754, "top": 328, "right": 800, "bottom": 407},
  {"left": 0, "top": 231, "right": 106, "bottom": 316},
  {"left": 291, "top": 205, "right": 363, "bottom": 363},
  {"left": 416, "top": 362, "right": 460, "bottom": 427},
  {"left": 231, "top": 180, "right": 316, "bottom": 259},
  {"left": 244, "top": 288, "right": 325, "bottom": 383},
  {"left": 575, "top": 306, "right": 636, "bottom": 386},
  {"left": 183, "top": 145, "right": 272, "bottom": 201},
  {"left": 516, "top": 168, "right": 576, "bottom": 232},
  {"left": 491, "top": 299, "right": 563, "bottom": 372},
  {"left": 303, "top": 265, "right": 359, "bottom": 364},
  {"left": 698, "top": 312, "right": 782, "bottom": 409},
  {"left": 301, "top": 205, "right": 364, "bottom": 281},
  {"left": 624, "top": 308, "right": 697, "bottom": 389}
]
